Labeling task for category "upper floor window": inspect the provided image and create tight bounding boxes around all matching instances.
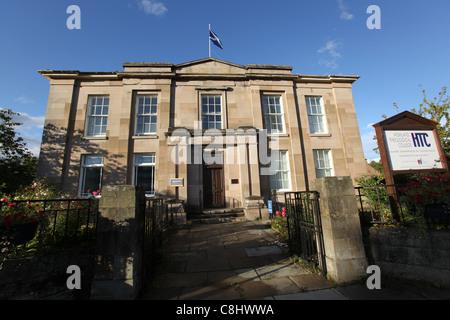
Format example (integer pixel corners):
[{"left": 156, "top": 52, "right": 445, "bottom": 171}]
[
  {"left": 305, "top": 96, "right": 327, "bottom": 134},
  {"left": 86, "top": 96, "right": 109, "bottom": 137},
  {"left": 136, "top": 95, "right": 158, "bottom": 135},
  {"left": 262, "top": 95, "right": 285, "bottom": 134},
  {"left": 201, "top": 95, "right": 222, "bottom": 129}
]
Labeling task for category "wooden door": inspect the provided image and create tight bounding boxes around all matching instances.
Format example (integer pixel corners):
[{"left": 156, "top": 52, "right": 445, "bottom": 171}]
[
  {"left": 203, "top": 165, "right": 225, "bottom": 208},
  {"left": 211, "top": 167, "right": 225, "bottom": 208}
]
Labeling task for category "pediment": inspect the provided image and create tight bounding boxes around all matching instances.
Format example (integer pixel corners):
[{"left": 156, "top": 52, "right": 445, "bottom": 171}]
[{"left": 175, "top": 58, "right": 247, "bottom": 76}]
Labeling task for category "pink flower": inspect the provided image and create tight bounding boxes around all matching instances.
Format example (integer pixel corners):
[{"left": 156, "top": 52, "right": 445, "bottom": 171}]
[
  {"left": 282, "top": 212, "right": 286, "bottom": 217},
  {"left": 282, "top": 207, "right": 286, "bottom": 212},
  {"left": 92, "top": 191, "right": 98, "bottom": 196},
  {"left": 276, "top": 211, "right": 280, "bottom": 216}
]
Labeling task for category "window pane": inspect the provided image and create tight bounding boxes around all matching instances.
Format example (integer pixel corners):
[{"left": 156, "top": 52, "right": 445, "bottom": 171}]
[
  {"left": 313, "top": 150, "right": 332, "bottom": 178},
  {"left": 87, "top": 96, "right": 109, "bottom": 137},
  {"left": 135, "top": 154, "right": 155, "bottom": 165},
  {"left": 85, "top": 156, "right": 103, "bottom": 166},
  {"left": 270, "top": 150, "right": 289, "bottom": 191},
  {"left": 262, "top": 95, "right": 284, "bottom": 134},
  {"left": 136, "top": 167, "right": 153, "bottom": 193},
  {"left": 136, "top": 95, "right": 158, "bottom": 134},
  {"left": 83, "top": 167, "right": 101, "bottom": 193},
  {"left": 201, "top": 95, "right": 222, "bottom": 129}
]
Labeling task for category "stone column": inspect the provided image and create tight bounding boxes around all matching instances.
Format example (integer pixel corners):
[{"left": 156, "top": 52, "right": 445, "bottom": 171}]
[
  {"left": 243, "top": 196, "right": 268, "bottom": 220},
  {"left": 90, "top": 185, "right": 145, "bottom": 299},
  {"left": 311, "top": 176, "right": 368, "bottom": 283}
]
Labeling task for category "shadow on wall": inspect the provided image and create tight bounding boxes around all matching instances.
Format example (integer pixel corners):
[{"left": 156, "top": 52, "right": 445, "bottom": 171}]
[{"left": 38, "top": 123, "right": 126, "bottom": 193}]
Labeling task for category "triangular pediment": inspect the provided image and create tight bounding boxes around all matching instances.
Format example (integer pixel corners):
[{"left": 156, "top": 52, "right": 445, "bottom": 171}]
[{"left": 174, "top": 58, "right": 247, "bottom": 75}]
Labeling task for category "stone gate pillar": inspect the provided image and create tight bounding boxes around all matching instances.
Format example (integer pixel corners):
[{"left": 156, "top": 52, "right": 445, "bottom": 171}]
[
  {"left": 90, "top": 185, "right": 145, "bottom": 299},
  {"left": 311, "top": 176, "right": 368, "bottom": 283}
]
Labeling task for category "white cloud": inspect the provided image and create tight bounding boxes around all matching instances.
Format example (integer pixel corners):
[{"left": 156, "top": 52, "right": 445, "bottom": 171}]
[
  {"left": 137, "top": 0, "right": 168, "bottom": 16},
  {"left": 15, "top": 95, "right": 34, "bottom": 104},
  {"left": 318, "top": 40, "right": 342, "bottom": 70},
  {"left": 12, "top": 112, "right": 45, "bottom": 130},
  {"left": 8, "top": 111, "right": 45, "bottom": 156},
  {"left": 337, "top": 0, "right": 354, "bottom": 20}
]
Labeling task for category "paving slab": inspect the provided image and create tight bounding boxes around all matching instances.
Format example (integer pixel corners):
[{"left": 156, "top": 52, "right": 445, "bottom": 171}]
[
  {"left": 244, "top": 245, "right": 283, "bottom": 257},
  {"left": 143, "top": 220, "right": 332, "bottom": 300},
  {"left": 273, "top": 288, "right": 348, "bottom": 300},
  {"left": 256, "top": 263, "right": 309, "bottom": 280}
]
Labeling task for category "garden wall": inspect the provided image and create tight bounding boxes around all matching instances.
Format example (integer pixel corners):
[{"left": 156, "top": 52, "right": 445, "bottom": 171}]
[
  {"left": 0, "top": 247, "right": 96, "bottom": 299},
  {"left": 369, "top": 227, "right": 450, "bottom": 287}
]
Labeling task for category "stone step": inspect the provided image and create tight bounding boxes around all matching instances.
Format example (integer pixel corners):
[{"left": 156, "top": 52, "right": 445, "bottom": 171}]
[{"left": 187, "top": 208, "right": 245, "bottom": 224}]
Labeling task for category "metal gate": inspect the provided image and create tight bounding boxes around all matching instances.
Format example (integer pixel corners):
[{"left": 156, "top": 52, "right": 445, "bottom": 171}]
[
  {"left": 143, "top": 197, "right": 165, "bottom": 287},
  {"left": 284, "top": 191, "right": 327, "bottom": 276}
]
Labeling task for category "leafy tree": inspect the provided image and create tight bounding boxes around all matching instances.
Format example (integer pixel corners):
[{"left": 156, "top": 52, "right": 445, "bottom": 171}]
[
  {"left": 0, "top": 108, "right": 38, "bottom": 194},
  {"left": 410, "top": 86, "right": 449, "bottom": 162}
]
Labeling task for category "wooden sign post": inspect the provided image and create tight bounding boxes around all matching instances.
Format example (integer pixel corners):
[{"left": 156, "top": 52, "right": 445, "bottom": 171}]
[{"left": 373, "top": 111, "right": 448, "bottom": 221}]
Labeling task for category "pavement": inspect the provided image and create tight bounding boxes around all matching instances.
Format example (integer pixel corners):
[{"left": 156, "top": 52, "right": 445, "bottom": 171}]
[{"left": 141, "top": 220, "right": 450, "bottom": 300}]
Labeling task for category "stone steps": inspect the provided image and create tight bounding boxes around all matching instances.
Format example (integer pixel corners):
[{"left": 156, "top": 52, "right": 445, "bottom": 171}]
[{"left": 187, "top": 208, "right": 245, "bottom": 224}]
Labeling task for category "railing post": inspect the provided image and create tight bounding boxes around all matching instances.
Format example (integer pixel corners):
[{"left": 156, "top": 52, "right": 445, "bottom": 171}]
[
  {"left": 311, "top": 176, "right": 368, "bottom": 283},
  {"left": 90, "top": 185, "right": 145, "bottom": 300}
]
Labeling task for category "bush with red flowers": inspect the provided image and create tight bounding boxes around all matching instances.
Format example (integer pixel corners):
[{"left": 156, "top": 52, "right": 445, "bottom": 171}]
[
  {"left": 1, "top": 198, "right": 45, "bottom": 229},
  {"left": 399, "top": 173, "right": 450, "bottom": 220}
]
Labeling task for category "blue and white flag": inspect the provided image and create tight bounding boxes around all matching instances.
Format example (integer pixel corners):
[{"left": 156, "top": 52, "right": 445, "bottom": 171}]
[{"left": 209, "top": 29, "right": 224, "bottom": 50}]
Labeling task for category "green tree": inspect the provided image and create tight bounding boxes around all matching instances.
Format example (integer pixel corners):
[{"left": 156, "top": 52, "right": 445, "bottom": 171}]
[
  {"left": 410, "top": 86, "right": 449, "bottom": 162},
  {"left": 0, "top": 108, "right": 38, "bottom": 194}
]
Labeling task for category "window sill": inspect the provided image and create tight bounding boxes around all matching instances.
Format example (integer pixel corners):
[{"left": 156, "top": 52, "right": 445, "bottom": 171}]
[
  {"left": 85, "top": 136, "right": 108, "bottom": 140},
  {"left": 310, "top": 133, "right": 332, "bottom": 137},
  {"left": 268, "top": 133, "right": 289, "bottom": 138},
  {"left": 132, "top": 135, "right": 159, "bottom": 139}
]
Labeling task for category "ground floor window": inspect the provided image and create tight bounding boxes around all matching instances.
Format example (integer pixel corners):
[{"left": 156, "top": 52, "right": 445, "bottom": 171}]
[
  {"left": 313, "top": 149, "right": 333, "bottom": 178},
  {"left": 134, "top": 154, "right": 156, "bottom": 196},
  {"left": 270, "top": 150, "right": 290, "bottom": 191},
  {"left": 80, "top": 155, "right": 104, "bottom": 196}
]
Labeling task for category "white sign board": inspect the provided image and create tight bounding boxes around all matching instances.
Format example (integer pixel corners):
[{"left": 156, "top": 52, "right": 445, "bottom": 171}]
[{"left": 384, "top": 130, "right": 444, "bottom": 171}]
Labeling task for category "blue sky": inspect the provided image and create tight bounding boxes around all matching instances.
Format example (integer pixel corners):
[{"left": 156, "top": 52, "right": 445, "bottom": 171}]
[{"left": 1, "top": 0, "right": 449, "bottom": 160}]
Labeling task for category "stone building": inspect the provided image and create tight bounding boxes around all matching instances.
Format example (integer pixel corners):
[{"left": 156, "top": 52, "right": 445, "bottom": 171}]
[{"left": 37, "top": 57, "right": 369, "bottom": 211}]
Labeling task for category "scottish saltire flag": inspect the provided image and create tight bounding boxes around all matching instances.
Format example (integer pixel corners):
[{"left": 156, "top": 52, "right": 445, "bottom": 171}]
[{"left": 209, "top": 29, "right": 224, "bottom": 50}]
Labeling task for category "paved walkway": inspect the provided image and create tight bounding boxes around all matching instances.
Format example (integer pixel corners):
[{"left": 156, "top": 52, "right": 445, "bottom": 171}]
[
  {"left": 141, "top": 219, "right": 450, "bottom": 301},
  {"left": 141, "top": 220, "right": 335, "bottom": 300}
]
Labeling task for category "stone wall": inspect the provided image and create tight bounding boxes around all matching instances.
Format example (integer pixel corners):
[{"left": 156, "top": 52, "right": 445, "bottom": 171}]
[{"left": 369, "top": 227, "right": 450, "bottom": 287}]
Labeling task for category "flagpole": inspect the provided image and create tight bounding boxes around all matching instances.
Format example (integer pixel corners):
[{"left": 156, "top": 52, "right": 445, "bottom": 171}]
[{"left": 209, "top": 24, "right": 211, "bottom": 58}]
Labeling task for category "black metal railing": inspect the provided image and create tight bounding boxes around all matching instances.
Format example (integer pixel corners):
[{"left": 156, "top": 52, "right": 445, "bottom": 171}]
[
  {"left": 355, "top": 185, "right": 406, "bottom": 224},
  {"left": 284, "top": 191, "right": 326, "bottom": 276},
  {"left": 1, "top": 198, "right": 99, "bottom": 252},
  {"left": 142, "top": 197, "right": 166, "bottom": 287},
  {"left": 355, "top": 185, "right": 450, "bottom": 229}
]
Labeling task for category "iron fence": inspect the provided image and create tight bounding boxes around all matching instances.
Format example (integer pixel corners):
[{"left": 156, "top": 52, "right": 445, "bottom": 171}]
[
  {"left": 355, "top": 185, "right": 450, "bottom": 229},
  {"left": 284, "top": 191, "right": 327, "bottom": 276},
  {"left": 143, "top": 197, "right": 166, "bottom": 287},
  {"left": 1, "top": 198, "right": 99, "bottom": 251}
]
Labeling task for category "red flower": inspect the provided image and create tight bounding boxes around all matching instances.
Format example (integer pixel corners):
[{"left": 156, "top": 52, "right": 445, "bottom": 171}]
[{"left": 9, "top": 203, "right": 15, "bottom": 208}]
